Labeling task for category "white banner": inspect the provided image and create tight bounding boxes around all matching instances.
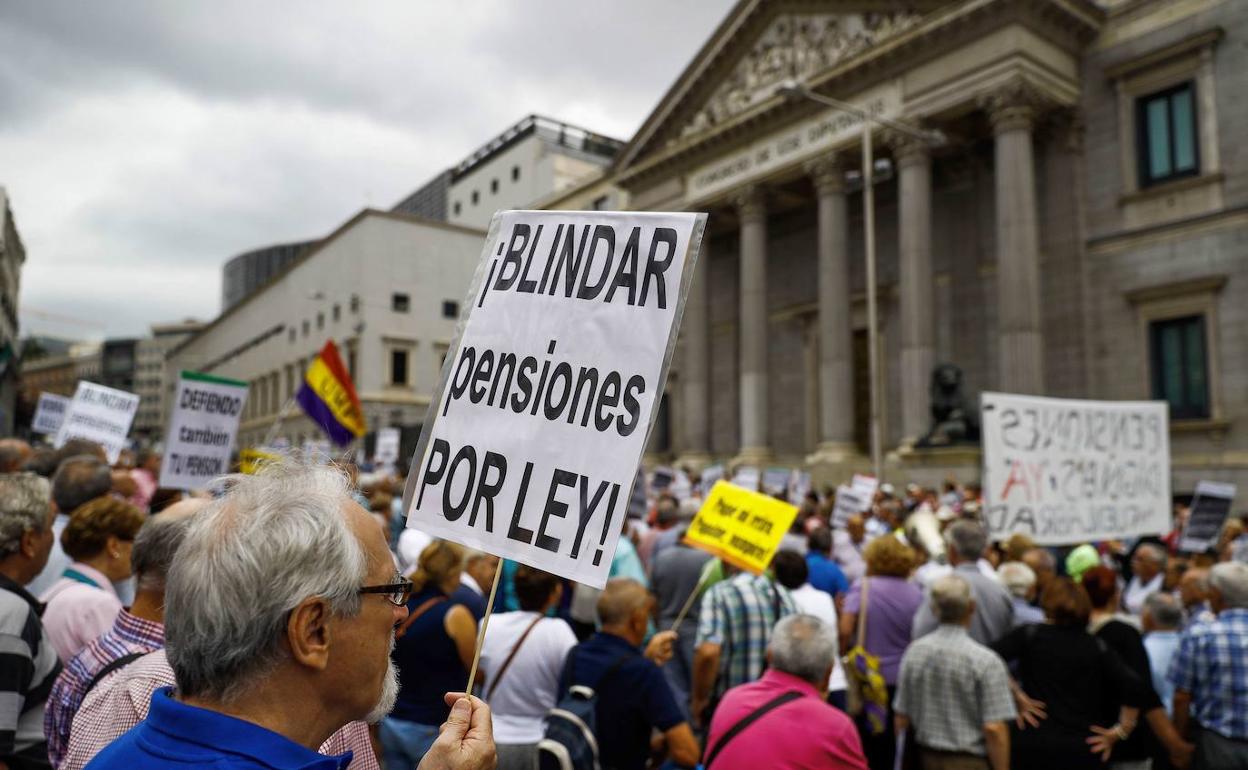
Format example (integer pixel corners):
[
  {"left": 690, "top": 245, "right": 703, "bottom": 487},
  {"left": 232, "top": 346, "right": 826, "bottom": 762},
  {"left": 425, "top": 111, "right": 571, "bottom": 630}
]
[
  {"left": 402, "top": 210, "right": 706, "bottom": 588},
  {"left": 32, "top": 393, "right": 70, "bottom": 436},
  {"left": 54, "top": 381, "right": 140, "bottom": 464},
  {"left": 375, "top": 427, "right": 401, "bottom": 467},
  {"left": 981, "top": 392, "right": 1171, "bottom": 545},
  {"left": 159, "top": 372, "right": 248, "bottom": 491}
]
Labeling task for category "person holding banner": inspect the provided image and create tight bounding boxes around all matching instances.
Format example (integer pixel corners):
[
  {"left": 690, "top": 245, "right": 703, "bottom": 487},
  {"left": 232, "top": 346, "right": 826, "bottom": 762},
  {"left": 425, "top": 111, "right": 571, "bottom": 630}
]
[
  {"left": 384, "top": 540, "right": 480, "bottom": 768},
  {"left": 84, "top": 460, "right": 496, "bottom": 770}
]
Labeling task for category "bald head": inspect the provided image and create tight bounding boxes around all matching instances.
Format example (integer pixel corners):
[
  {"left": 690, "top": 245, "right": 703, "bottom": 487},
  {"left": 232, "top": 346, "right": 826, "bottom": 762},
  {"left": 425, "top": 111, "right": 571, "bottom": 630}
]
[
  {"left": 597, "top": 577, "right": 650, "bottom": 628},
  {"left": 1180, "top": 567, "right": 1211, "bottom": 609},
  {"left": 0, "top": 439, "right": 32, "bottom": 473}
]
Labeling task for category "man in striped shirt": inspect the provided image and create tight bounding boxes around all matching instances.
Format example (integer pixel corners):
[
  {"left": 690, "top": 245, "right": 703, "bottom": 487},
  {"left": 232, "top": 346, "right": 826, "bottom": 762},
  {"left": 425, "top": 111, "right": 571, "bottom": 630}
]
[
  {"left": 0, "top": 473, "right": 62, "bottom": 769},
  {"left": 43, "top": 500, "right": 205, "bottom": 768}
]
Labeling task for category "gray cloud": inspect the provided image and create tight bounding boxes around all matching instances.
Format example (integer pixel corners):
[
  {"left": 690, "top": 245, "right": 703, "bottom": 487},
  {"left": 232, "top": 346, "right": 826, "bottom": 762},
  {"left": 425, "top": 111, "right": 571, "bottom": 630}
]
[{"left": 0, "top": 0, "right": 735, "bottom": 338}]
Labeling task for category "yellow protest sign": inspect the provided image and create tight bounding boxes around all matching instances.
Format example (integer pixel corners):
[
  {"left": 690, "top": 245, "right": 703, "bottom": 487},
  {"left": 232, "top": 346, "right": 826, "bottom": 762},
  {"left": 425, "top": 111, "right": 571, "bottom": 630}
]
[
  {"left": 683, "top": 481, "right": 798, "bottom": 574},
  {"left": 239, "top": 448, "right": 278, "bottom": 475}
]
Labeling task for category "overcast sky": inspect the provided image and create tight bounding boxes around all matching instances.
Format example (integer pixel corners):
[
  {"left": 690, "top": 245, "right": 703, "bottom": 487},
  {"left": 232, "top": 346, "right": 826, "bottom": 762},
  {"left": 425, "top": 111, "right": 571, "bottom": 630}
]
[{"left": 0, "top": 1, "right": 735, "bottom": 340}]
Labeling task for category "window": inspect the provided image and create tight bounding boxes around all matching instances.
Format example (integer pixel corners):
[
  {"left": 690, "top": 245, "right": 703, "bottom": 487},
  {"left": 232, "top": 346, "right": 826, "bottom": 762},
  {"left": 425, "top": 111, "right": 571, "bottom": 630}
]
[
  {"left": 442, "top": 300, "right": 458, "bottom": 318},
  {"left": 453, "top": 201, "right": 461, "bottom": 216},
  {"left": 302, "top": 320, "right": 310, "bottom": 337},
  {"left": 511, "top": 165, "right": 520, "bottom": 182},
  {"left": 390, "top": 349, "right": 409, "bottom": 386},
  {"left": 350, "top": 294, "right": 360, "bottom": 313},
  {"left": 1137, "top": 82, "right": 1198, "bottom": 187},
  {"left": 332, "top": 304, "right": 341, "bottom": 322},
  {"left": 491, "top": 179, "right": 499, "bottom": 194},
  {"left": 347, "top": 346, "right": 357, "bottom": 380},
  {"left": 471, "top": 190, "right": 479, "bottom": 205},
  {"left": 591, "top": 195, "right": 609, "bottom": 211},
  {"left": 392, "top": 293, "right": 411, "bottom": 313},
  {"left": 317, "top": 312, "right": 324, "bottom": 330},
  {"left": 288, "top": 328, "right": 296, "bottom": 343},
  {"left": 1150, "top": 315, "right": 1208, "bottom": 419}
]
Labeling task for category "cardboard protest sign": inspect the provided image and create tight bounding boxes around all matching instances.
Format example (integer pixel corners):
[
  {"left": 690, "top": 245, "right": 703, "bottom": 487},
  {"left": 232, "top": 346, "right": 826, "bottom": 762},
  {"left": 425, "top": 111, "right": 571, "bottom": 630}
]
[
  {"left": 831, "top": 474, "right": 877, "bottom": 528},
  {"left": 700, "top": 464, "right": 725, "bottom": 493},
  {"left": 54, "top": 381, "right": 140, "bottom": 464},
  {"left": 159, "top": 372, "right": 248, "bottom": 491},
  {"left": 683, "top": 481, "right": 799, "bottom": 574},
  {"left": 31, "top": 393, "right": 70, "bottom": 435},
  {"left": 375, "top": 427, "right": 401, "bottom": 467},
  {"left": 402, "top": 210, "right": 706, "bottom": 588},
  {"left": 1179, "top": 481, "right": 1237, "bottom": 553},
  {"left": 981, "top": 392, "right": 1170, "bottom": 545}
]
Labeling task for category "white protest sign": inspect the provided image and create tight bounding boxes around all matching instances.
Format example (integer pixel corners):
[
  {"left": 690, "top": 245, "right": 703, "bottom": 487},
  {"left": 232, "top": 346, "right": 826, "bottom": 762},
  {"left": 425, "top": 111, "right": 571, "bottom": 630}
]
[
  {"left": 54, "top": 381, "right": 140, "bottom": 464},
  {"left": 700, "top": 464, "right": 725, "bottom": 493},
  {"left": 731, "top": 466, "right": 760, "bottom": 491},
  {"left": 32, "top": 393, "right": 70, "bottom": 435},
  {"left": 832, "top": 484, "right": 870, "bottom": 528},
  {"left": 402, "top": 210, "right": 706, "bottom": 588},
  {"left": 159, "top": 372, "right": 248, "bottom": 491},
  {"left": 762, "top": 467, "right": 791, "bottom": 497},
  {"left": 1179, "top": 481, "right": 1237, "bottom": 553},
  {"left": 375, "top": 427, "right": 401, "bottom": 467},
  {"left": 981, "top": 392, "right": 1170, "bottom": 545}
]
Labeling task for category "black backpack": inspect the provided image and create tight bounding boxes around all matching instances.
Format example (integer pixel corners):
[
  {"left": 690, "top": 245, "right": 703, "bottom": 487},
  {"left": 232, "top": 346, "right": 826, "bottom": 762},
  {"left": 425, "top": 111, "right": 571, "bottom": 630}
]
[{"left": 537, "top": 649, "right": 633, "bottom": 770}]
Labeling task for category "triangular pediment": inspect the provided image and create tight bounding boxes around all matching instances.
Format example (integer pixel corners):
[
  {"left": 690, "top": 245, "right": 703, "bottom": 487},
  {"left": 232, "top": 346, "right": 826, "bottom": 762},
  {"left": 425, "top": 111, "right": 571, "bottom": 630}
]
[{"left": 617, "top": 1, "right": 934, "bottom": 177}]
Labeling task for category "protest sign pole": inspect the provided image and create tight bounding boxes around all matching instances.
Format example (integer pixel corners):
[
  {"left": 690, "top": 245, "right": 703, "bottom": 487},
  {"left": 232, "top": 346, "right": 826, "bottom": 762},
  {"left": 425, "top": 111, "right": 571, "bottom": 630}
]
[
  {"left": 262, "top": 397, "right": 296, "bottom": 448},
  {"left": 465, "top": 565, "right": 504, "bottom": 695},
  {"left": 670, "top": 571, "right": 709, "bottom": 632}
]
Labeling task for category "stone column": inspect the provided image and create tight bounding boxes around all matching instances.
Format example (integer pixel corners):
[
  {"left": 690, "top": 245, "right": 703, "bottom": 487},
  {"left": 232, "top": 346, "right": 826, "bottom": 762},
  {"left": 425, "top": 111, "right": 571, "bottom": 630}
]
[
  {"left": 893, "top": 135, "right": 935, "bottom": 446},
  {"left": 676, "top": 235, "right": 712, "bottom": 470},
  {"left": 806, "top": 154, "right": 856, "bottom": 460},
  {"left": 986, "top": 83, "right": 1045, "bottom": 393},
  {"left": 735, "top": 186, "right": 770, "bottom": 465}
]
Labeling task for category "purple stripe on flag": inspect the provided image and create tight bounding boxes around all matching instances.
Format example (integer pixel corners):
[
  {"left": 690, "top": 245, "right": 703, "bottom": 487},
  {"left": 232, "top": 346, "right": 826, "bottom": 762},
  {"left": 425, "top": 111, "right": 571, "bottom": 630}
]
[{"left": 296, "top": 384, "right": 355, "bottom": 446}]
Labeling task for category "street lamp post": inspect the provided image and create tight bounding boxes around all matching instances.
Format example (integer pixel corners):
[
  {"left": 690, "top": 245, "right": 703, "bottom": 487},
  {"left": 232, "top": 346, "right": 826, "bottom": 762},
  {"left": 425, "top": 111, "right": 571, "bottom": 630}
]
[{"left": 777, "top": 80, "right": 943, "bottom": 483}]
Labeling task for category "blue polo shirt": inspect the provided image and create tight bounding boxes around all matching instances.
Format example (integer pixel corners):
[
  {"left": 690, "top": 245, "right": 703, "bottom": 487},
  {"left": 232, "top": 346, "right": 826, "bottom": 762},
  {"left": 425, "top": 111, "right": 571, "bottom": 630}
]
[
  {"left": 85, "top": 688, "right": 351, "bottom": 769},
  {"left": 806, "top": 552, "right": 849, "bottom": 596},
  {"left": 561, "top": 632, "right": 683, "bottom": 770}
]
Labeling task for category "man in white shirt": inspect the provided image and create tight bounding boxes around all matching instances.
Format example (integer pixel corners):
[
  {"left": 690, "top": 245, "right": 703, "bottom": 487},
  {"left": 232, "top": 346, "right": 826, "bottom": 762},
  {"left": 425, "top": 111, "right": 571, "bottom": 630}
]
[
  {"left": 1123, "top": 543, "right": 1166, "bottom": 616},
  {"left": 772, "top": 550, "right": 847, "bottom": 707},
  {"left": 478, "top": 565, "right": 578, "bottom": 770}
]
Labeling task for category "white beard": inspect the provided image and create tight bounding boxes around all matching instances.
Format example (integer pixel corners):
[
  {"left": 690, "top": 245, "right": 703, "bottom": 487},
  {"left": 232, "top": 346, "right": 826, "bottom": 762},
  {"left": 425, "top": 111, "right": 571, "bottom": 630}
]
[{"left": 364, "top": 646, "right": 400, "bottom": 724}]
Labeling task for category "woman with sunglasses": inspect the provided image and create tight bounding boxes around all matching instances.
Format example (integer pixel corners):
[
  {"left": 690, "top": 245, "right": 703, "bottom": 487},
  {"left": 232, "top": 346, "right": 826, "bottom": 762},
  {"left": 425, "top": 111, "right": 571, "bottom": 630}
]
[{"left": 380, "top": 540, "right": 478, "bottom": 768}]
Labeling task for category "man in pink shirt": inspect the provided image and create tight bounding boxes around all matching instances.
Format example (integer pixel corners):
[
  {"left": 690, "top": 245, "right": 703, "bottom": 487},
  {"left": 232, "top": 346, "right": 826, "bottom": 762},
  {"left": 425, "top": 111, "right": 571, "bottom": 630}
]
[{"left": 703, "top": 614, "right": 867, "bottom": 770}]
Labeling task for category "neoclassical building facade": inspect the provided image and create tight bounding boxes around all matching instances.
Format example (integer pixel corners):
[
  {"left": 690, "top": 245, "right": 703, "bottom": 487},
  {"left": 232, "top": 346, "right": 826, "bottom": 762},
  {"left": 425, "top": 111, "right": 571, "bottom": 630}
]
[{"left": 545, "top": 0, "right": 1248, "bottom": 492}]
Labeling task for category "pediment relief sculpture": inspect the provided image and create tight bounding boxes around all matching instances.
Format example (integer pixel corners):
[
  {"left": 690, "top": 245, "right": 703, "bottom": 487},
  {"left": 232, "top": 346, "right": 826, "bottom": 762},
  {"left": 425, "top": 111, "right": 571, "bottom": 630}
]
[{"left": 676, "top": 11, "right": 923, "bottom": 142}]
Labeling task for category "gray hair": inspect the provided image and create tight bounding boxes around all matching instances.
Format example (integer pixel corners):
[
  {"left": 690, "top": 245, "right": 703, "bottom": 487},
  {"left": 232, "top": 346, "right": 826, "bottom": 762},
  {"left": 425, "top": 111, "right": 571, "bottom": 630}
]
[
  {"left": 945, "top": 520, "right": 987, "bottom": 561},
  {"left": 998, "top": 561, "right": 1037, "bottom": 599},
  {"left": 164, "top": 461, "right": 367, "bottom": 702},
  {"left": 768, "top": 614, "right": 838, "bottom": 685},
  {"left": 131, "top": 509, "right": 200, "bottom": 593},
  {"left": 0, "top": 473, "right": 52, "bottom": 557},
  {"left": 931, "top": 574, "right": 974, "bottom": 623},
  {"left": 1136, "top": 543, "right": 1167, "bottom": 568},
  {"left": 1143, "top": 592, "right": 1183, "bottom": 630},
  {"left": 1209, "top": 561, "right": 1248, "bottom": 609},
  {"left": 51, "top": 455, "right": 111, "bottom": 514}
]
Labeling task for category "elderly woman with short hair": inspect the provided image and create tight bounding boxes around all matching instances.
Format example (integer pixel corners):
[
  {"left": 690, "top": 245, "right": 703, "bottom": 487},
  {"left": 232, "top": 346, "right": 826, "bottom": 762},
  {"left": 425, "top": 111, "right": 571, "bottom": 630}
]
[
  {"left": 39, "top": 496, "right": 145, "bottom": 662},
  {"left": 837, "top": 535, "right": 921, "bottom": 770}
]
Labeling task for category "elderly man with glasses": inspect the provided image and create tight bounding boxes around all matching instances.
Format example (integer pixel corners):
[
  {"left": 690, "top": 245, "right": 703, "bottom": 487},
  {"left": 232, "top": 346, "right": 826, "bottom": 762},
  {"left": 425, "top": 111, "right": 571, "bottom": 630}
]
[{"left": 81, "top": 460, "right": 495, "bottom": 770}]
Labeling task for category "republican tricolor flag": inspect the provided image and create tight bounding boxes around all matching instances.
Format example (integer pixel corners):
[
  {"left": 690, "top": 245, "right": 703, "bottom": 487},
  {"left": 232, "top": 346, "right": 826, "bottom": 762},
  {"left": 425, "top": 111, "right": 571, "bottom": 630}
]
[{"left": 296, "top": 340, "right": 366, "bottom": 446}]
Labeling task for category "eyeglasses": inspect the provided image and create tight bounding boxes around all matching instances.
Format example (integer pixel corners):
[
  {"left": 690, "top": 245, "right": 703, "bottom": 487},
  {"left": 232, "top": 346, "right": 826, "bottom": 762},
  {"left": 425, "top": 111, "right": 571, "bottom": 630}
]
[{"left": 359, "top": 574, "right": 414, "bottom": 607}]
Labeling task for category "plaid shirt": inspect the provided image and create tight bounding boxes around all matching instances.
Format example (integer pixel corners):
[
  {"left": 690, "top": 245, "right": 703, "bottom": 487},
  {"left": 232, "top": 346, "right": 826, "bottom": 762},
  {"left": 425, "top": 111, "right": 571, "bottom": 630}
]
[
  {"left": 893, "top": 624, "right": 1017, "bottom": 755},
  {"left": 1168, "top": 607, "right": 1248, "bottom": 741},
  {"left": 44, "top": 609, "right": 163, "bottom": 768},
  {"left": 696, "top": 571, "right": 797, "bottom": 700},
  {"left": 61, "top": 649, "right": 379, "bottom": 770}
]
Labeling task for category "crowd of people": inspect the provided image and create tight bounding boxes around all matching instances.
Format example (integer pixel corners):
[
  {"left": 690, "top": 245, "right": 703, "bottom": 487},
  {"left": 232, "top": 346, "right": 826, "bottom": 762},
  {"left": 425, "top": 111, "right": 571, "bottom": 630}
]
[{"left": 0, "top": 435, "right": 1246, "bottom": 770}]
